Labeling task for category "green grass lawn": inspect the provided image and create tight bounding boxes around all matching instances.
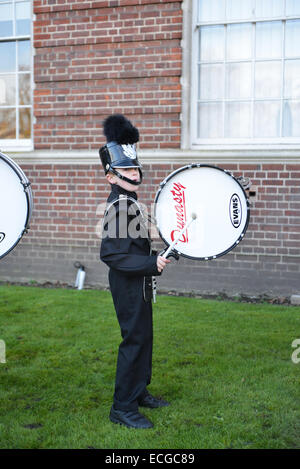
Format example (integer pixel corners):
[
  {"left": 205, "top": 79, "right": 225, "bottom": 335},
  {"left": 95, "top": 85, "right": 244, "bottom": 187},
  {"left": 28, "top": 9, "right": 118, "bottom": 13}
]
[{"left": 0, "top": 285, "right": 300, "bottom": 449}]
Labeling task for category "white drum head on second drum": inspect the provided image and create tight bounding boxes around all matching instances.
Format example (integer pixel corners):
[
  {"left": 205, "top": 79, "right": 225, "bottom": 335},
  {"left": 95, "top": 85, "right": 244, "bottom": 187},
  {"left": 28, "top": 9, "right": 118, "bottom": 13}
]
[
  {"left": 0, "top": 152, "right": 32, "bottom": 259},
  {"left": 154, "top": 164, "right": 250, "bottom": 260}
]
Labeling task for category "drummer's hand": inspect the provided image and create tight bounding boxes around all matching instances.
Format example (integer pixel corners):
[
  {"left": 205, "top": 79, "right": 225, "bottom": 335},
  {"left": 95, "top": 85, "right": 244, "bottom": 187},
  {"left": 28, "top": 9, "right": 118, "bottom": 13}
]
[{"left": 157, "top": 255, "right": 171, "bottom": 273}]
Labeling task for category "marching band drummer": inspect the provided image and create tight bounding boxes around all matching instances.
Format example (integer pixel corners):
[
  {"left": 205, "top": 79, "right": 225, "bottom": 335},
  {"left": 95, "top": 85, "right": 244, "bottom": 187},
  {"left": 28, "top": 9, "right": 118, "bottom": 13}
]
[{"left": 99, "top": 114, "right": 170, "bottom": 429}]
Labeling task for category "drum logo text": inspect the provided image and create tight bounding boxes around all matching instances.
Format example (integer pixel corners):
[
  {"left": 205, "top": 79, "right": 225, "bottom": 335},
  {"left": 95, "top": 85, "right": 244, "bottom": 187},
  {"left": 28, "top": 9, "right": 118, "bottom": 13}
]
[
  {"left": 0, "top": 232, "right": 5, "bottom": 243},
  {"left": 230, "top": 194, "right": 242, "bottom": 228},
  {"left": 170, "top": 182, "right": 188, "bottom": 243}
]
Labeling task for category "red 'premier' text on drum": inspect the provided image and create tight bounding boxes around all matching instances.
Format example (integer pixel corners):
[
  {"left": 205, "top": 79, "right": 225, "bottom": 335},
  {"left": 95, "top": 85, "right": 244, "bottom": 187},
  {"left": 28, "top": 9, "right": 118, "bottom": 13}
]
[{"left": 170, "top": 182, "right": 188, "bottom": 243}]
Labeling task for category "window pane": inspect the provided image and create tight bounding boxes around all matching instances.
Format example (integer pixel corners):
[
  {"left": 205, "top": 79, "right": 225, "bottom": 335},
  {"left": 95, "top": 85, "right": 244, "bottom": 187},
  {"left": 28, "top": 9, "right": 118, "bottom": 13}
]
[
  {"left": 0, "top": 74, "right": 15, "bottom": 105},
  {"left": 0, "top": 108, "right": 16, "bottom": 138},
  {"left": 0, "top": 3, "right": 13, "bottom": 37},
  {"left": 255, "top": 61, "right": 282, "bottom": 98},
  {"left": 283, "top": 100, "right": 300, "bottom": 136},
  {"left": 0, "top": 42, "right": 16, "bottom": 72},
  {"left": 18, "top": 40, "right": 31, "bottom": 71},
  {"left": 286, "top": 20, "right": 300, "bottom": 57},
  {"left": 199, "top": 64, "right": 224, "bottom": 99},
  {"left": 16, "top": 1, "right": 31, "bottom": 36},
  {"left": 19, "top": 73, "right": 30, "bottom": 104},
  {"left": 194, "top": 0, "right": 300, "bottom": 142},
  {"left": 227, "top": 23, "right": 252, "bottom": 60},
  {"left": 254, "top": 101, "right": 281, "bottom": 137},
  {"left": 226, "top": 62, "right": 252, "bottom": 99},
  {"left": 199, "top": 26, "right": 225, "bottom": 61},
  {"left": 198, "top": 102, "right": 223, "bottom": 138},
  {"left": 19, "top": 107, "right": 31, "bottom": 138},
  {"left": 225, "top": 102, "right": 251, "bottom": 137},
  {"left": 286, "top": 0, "right": 300, "bottom": 16},
  {"left": 255, "top": 0, "right": 284, "bottom": 18},
  {"left": 256, "top": 22, "right": 282, "bottom": 59},
  {"left": 198, "top": 0, "right": 225, "bottom": 22},
  {"left": 284, "top": 60, "right": 300, "bottom": 98},
  {"left": 227, "top": 0, "right": 253, "bottom": 20}
]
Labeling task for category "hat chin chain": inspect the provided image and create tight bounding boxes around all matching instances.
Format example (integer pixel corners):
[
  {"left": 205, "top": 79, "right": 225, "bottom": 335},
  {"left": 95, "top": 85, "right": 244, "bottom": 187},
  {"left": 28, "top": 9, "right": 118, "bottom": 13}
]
[{"left": 108, "top": 165, "right": 143, "bottom": 186}]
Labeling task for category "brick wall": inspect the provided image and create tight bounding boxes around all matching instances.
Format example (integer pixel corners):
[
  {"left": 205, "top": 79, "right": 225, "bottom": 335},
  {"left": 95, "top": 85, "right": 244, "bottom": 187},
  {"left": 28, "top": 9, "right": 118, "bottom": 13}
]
[
  {"left": 1, "top": 161, "right": 299, "bottom": 297},
  {"left": 33, "top": 0, "right": 182, "bottom": 150},
  {"left": 1, "top": 0, "right": 299, "bottom": 298}
]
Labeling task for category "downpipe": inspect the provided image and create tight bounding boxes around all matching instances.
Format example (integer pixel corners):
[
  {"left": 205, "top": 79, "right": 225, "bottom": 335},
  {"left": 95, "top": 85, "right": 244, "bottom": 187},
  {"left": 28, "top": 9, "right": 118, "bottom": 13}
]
[{"left": 74, "top": 261, "right": 86, "bottom": 290}]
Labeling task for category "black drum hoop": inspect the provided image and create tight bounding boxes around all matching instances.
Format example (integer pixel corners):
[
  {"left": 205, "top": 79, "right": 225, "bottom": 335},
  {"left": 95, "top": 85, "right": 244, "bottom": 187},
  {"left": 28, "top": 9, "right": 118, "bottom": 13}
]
[
  {"left": 0, "top": 151, "right": 33, "bottom": 260},
  {"left": 154, "top": 163, "right": 250, "bottom": 261}
]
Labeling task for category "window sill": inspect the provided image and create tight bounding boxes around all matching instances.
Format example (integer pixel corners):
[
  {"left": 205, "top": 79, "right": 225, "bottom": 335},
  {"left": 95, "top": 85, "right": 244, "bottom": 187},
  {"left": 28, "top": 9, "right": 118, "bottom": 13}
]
[
  {"left": 186, "top": 143, "right": 300, "bottom": 161},
  {"left": 0, "top": 140, "right": 33, "bottom": 153},
  {"left": 6, "top": 146, "right": 300, "bottom": 166}
]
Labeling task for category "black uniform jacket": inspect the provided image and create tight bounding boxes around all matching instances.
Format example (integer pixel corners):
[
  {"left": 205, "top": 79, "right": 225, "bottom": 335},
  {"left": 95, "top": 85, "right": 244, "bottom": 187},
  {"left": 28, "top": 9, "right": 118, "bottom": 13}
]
[{"left": 100, "top": 184, "right": 160, "bottom": 288}]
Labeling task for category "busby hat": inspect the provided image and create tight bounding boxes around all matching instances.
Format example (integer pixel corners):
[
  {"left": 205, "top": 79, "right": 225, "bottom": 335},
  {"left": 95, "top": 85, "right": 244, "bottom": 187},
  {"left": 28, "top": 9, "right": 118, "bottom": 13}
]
[{"left": 99, "top": 114, "right": 142, "bottom": 186}]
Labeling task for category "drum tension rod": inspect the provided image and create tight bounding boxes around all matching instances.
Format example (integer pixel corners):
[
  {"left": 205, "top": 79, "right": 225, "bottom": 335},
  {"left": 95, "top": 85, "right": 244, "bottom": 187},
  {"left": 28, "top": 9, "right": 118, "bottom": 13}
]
[
  {"left": 20, "top": 181, "right": 31, "bottom": 190},
  {"left": 236, "top": 176, "right": 251, "bottom": 190}
]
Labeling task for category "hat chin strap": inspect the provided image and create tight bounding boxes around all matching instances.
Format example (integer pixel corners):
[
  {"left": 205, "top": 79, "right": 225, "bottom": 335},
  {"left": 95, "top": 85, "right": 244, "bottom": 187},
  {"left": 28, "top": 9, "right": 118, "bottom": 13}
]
[{"left": 111, "top": 167, "right": 143, "bottom": 186}]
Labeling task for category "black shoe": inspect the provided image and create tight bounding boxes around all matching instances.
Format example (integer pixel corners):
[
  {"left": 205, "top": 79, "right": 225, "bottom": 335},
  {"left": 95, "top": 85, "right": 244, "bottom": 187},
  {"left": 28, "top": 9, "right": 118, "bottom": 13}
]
[
  {"left": 109, "top": 406, "right": 153, "bottom": 429},
  {"left": 138, "top": 393, "right": 170, "bottom": 409}
]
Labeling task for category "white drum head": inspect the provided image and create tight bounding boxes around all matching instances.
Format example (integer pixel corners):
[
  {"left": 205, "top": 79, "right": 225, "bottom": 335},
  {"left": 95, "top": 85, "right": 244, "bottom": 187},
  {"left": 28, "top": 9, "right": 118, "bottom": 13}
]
[
  {"left": 0, "top": 152, "right": 32, "bottom": 260},
  {"left": 154, "top": 164, "right": 250, "bottom": 260}
]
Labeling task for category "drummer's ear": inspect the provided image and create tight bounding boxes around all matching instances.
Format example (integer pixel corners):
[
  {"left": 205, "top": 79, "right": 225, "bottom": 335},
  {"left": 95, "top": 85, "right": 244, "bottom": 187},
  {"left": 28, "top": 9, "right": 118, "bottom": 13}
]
[{"left": 106, "top": 172, "right": 117, "bottom": 184}]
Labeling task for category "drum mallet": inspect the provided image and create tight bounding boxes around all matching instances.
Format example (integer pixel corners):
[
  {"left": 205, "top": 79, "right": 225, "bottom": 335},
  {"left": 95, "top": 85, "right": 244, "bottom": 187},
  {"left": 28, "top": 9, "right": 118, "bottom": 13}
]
[{"left": 162, "top": 212, "right": 197, "bottom": 258}]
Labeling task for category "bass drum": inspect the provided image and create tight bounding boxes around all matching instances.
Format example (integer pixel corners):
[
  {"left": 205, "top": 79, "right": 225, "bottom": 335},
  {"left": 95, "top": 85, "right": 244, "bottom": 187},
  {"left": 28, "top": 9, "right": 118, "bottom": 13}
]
[
  {"left": 0, "top": 151, "right": 33, "bottom": 260},
  {"left": 154, "top": 164, "right": 250, "bottom": 260}
]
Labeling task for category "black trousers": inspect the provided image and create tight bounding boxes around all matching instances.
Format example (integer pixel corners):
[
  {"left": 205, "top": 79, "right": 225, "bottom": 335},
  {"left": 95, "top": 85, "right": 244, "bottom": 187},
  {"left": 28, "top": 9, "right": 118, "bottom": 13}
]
[{"left": 109, "top": 269, "right": 153, "bottom": 412}]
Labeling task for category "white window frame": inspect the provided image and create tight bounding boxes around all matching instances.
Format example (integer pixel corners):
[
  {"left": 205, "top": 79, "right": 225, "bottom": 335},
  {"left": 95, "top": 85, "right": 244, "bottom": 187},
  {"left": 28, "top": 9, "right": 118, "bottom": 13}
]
[
  {"left": 182, "top": 0, "right": 300, "bottom": 152},
  {"left": 0, "top": 0, "right": 33, "bottom": 152}
]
